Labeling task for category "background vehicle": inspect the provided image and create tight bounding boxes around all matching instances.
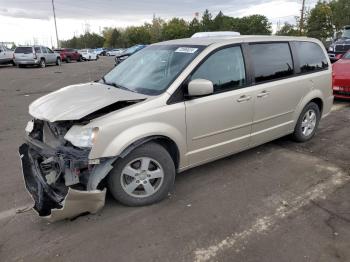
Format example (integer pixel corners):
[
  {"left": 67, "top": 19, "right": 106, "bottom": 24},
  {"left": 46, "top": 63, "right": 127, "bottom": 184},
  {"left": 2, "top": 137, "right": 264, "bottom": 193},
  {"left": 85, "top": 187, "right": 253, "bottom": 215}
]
[
  {"left": 0, "top": 44, "right": 14, "bottom": 65},
  {"left": 106, "top": 48, "right": 124, "bottom": 56},
  {"left": 54, "top": 48, "right": 82, "bottom": 62},
  {"left": 14, "top": 46, "right": 61, "bottom": 68},
  {"left": 94, "top": 48, "right": 106, "bottom": 56},
  {"left": 115, "top": 44, "right": 146, "bottom": 65},
  {"left": 328, "top": 25, "right": 350, "bottom": 62},
  {"left": 332, "top": 50, "right": 350, "bottom": 99},
  {"left": 79, "top": 49, "right": 99, "bottom": 61}
]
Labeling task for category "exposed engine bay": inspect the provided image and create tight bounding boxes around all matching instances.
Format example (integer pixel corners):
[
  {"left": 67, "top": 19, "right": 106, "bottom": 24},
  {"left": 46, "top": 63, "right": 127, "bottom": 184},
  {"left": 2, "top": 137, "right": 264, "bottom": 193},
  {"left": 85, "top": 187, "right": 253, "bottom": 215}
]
[{"left": 19, "top": 119, "right": 115, "bottom": 221}]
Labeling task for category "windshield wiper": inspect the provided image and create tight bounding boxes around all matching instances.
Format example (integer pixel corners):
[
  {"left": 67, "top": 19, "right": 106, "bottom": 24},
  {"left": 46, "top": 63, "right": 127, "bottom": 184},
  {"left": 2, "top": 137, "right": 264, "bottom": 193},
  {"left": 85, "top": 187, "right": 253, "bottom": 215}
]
[{"left": 102, "top": 79, "right": 134, "bottom": 93}]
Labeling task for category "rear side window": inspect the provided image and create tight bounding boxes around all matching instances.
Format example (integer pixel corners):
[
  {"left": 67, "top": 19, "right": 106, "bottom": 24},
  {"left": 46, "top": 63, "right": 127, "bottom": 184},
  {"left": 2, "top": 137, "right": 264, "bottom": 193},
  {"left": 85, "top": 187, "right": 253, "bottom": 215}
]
[
  {"left": 293, "top": 42, "right": 328, "bottom": 73},
  {"left": 250, "top": 43, "right": 294, "bottom": 83},
  {"left": 15, "top": 47, "right": 33, "bottom": 54},
  {"left": 34, "top": 47, "right": 41, "bottom": 53},
  {"left": 41, "top": 47, "right": 47, "bottom": 53},
  {"left": 191, "top": 46, "right": 246, "bottom": 93}
]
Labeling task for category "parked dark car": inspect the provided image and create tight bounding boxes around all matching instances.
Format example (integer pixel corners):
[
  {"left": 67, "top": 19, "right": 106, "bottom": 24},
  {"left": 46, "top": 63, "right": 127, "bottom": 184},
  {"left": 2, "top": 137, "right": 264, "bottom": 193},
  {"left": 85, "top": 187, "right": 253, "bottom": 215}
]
[
  {"left": 54, "top": 48, "right": 82, "bottom": 63},
  {"left": 115, "top": 45, "right": 147, "bottom": 65},
  {"left": 328, "top": 25, "right": 350, "bottom": 63}
]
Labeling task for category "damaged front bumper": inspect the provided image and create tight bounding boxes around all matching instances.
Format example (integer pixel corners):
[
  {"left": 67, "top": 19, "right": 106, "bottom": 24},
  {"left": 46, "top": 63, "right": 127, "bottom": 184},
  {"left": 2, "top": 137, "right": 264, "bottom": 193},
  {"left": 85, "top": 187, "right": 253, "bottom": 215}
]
[{"left": 19, "top": 136, "right": 114, "bottom": 222}]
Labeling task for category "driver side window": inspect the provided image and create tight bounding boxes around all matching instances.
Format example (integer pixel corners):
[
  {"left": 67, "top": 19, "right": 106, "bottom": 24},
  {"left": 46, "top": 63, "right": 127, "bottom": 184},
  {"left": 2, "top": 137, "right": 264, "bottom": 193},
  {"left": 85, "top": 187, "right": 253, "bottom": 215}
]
[{"left": 191, "top": 46, "right": 246, "bottom": 93}]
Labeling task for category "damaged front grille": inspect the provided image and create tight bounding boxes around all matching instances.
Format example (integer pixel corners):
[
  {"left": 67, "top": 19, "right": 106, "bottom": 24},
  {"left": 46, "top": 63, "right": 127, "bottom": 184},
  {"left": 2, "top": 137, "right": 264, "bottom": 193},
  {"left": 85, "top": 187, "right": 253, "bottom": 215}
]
[{"left": 21, "top": 119, "right": 92, "bottom": 216}]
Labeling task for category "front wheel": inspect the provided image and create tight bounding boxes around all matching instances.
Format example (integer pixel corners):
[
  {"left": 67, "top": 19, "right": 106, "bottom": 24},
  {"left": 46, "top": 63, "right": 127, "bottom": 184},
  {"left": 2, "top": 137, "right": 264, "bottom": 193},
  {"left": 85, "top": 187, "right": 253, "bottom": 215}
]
[
  {"left": 39, "top": 59, "right": 46, "bottom": 68},
  {"left": 108, "top": 142, "right": 175, "bottom": 206},
  {"left": 292, "top": 102, "right": 320, "bottom": 142},
  {"left": 56, "top": 58, "right": 61, "bottom": 66}
]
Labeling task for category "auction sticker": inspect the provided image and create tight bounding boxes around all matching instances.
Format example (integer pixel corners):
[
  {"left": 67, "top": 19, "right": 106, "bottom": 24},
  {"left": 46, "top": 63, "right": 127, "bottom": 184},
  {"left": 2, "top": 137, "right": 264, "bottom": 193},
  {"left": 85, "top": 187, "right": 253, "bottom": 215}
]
[{"left": 175, "top": 47, "right": 198, "bottom": 53}]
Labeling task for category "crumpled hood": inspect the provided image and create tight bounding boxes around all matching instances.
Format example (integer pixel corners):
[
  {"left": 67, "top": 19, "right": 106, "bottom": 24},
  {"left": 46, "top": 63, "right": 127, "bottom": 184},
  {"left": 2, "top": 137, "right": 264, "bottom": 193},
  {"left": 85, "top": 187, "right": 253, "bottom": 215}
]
[{"left": 29, "top": 82, "right": 147, "bottom": 122}]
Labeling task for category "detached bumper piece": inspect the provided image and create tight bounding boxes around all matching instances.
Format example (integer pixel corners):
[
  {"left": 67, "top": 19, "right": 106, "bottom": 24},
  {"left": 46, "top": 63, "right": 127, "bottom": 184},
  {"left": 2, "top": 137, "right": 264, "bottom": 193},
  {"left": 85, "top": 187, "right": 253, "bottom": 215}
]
[{"left": 19, "top": 142, "right": 106, "bottom": 222}]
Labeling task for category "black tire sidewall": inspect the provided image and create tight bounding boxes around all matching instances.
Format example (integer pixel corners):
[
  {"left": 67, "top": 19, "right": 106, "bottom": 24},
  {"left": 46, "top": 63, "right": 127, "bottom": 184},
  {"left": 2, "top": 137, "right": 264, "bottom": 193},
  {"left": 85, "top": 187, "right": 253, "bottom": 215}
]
[
  {"left": 40, "top": 59, "right": 45, "bottom": 68},
  {"left": 108, "top": 142, "right": 175, "bottom": 206},
  {"left": 293, "top": 102, "right": 320, "bottom": 142}
]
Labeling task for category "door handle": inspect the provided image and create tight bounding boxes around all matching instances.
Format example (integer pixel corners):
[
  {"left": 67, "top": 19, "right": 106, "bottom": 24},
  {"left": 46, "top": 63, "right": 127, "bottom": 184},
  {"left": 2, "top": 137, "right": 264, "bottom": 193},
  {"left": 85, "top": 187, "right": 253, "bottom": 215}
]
[
  {"left": 257, "top": 90, "right": 270, "bottom": 98},
  {"left": 237, "top": 95, "right": 252, "bottom": 102}
]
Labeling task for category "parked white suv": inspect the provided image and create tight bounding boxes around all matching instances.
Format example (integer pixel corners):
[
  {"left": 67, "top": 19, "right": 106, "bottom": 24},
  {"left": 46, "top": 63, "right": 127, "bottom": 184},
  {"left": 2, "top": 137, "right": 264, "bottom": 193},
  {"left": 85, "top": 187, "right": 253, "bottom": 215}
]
[
  {"left": 19, "top": 36, "right": 333, "bottom": 221},
  {"left": 0, "top": 44, "right": 14, "bottom": 65}
]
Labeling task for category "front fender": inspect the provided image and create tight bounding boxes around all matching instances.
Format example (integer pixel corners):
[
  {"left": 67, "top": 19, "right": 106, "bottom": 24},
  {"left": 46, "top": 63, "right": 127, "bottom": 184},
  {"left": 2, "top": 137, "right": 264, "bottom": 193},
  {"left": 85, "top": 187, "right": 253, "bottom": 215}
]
[{"left": 89, "top": 122, "right": 187, "bottom": 167}]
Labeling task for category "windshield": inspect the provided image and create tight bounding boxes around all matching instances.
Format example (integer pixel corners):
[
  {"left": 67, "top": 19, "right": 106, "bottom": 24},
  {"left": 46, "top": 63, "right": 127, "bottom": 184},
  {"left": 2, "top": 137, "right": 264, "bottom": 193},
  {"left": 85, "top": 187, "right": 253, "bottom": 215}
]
[
  {"left": 123, "top": 45, "right": 142, "bottom": 54},
  {"left": 15, "top": 47, "right": 33, "bottom": 54},
  {"left": 103, "top": 45, "right": 204, "bottom": 95},
  {"left": 342, "top": 29, "right": 350, "bottom": 38}
]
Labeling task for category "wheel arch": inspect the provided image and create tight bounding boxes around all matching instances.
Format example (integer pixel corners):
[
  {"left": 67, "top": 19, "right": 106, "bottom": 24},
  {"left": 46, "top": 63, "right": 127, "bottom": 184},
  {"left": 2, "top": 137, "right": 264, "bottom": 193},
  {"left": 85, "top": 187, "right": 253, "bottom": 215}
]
[
  {"left": 293, "top": 90, "right": 325, "bottom": 128},
  {"left": 119, "top": 135, "right": 180, "bottom": 169}
]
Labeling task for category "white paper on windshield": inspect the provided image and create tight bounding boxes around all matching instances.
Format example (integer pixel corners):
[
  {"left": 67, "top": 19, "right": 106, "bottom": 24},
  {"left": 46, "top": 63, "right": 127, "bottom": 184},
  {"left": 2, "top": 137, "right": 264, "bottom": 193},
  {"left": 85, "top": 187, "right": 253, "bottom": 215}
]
[{"left": 175, "top": 47, "right": 198, "bottom": 53}]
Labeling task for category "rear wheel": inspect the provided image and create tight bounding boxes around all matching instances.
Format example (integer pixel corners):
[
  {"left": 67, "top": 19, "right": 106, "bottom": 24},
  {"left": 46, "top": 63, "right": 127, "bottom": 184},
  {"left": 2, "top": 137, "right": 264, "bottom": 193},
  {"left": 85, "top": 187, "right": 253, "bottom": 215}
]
[
  {"left": 108, "top": 142, "right": 175, "bottom": 206},
  {"left": 292, "top": 102, "right": 320, "bottom": 142}
]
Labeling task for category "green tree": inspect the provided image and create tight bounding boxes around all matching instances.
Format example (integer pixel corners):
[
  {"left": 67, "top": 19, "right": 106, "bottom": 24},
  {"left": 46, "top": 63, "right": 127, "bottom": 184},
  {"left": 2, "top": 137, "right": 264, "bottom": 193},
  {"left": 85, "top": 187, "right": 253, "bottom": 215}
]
[
  {"left": 276, "top": 22, "right": 300, "bottom": 36},
  {"left": 213, "top": 11, "right": 236, "bottom": 31},
  {"left": 188, "top": 17, "right": 201, "bottom": 36},
  {"left": 162, "top": 18, "right": 190, "bottom": 40},
  {"left": 201, "top": 9, "right": 213, "bottom": 31},
  {"left": 237, "top": 15, "right": 272, "bottom": 35},
  {"left": 103, "top": 28, "right": 122, "bottom": 47},
  {"left": 306, "top": 1, "right": 333, "bottom": 41},
  {"left": 330, "top": 0, "right": 350, "bottom": 31}
]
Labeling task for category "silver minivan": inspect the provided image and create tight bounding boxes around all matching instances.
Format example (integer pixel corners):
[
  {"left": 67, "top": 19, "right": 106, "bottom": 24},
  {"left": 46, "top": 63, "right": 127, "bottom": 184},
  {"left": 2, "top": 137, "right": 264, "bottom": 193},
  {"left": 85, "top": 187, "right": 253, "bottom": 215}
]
[
  {"left": 14, "top": 46, "right": 61, "bottom": 68},
  {"left": 19, "top": 36, "right": 333, "bottom": 221}
]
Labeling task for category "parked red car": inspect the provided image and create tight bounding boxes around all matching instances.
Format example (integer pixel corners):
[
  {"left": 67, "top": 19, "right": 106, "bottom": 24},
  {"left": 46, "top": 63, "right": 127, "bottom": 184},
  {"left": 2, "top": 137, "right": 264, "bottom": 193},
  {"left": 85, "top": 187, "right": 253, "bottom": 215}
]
[
  {"left": 54, "top": 48, "right": 82, "bottom": 63},
  {"left": 332, "top": 51, "right": 350, "bottom": 99}
]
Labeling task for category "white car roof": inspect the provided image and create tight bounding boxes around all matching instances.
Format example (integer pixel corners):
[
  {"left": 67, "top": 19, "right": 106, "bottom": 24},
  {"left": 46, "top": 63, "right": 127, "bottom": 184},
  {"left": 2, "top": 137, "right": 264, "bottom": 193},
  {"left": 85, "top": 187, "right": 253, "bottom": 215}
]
[{"left": 153, "top": 35, "right": 322, "bottom": 47}]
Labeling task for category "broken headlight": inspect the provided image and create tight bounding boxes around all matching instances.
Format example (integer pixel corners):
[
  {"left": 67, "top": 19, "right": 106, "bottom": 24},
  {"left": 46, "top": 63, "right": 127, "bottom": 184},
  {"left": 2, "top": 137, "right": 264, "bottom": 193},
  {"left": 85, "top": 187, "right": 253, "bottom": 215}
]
[{"left": 64, "top": 126, "right": 99, "bottom": 148}]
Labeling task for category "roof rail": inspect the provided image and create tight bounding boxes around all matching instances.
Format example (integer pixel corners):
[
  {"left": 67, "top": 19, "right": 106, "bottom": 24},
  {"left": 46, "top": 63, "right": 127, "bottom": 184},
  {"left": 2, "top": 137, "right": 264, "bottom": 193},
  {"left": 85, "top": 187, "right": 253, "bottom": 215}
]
[{"left": 191, "top": 31, "right": 240, "bottom": 38}]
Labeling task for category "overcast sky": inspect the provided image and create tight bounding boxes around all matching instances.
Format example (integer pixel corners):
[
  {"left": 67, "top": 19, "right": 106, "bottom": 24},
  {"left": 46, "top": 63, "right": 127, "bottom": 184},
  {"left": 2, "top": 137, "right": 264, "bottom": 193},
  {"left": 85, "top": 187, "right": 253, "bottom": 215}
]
[{"left": 0, "top": 0, "right": 317, "bottom": 47}]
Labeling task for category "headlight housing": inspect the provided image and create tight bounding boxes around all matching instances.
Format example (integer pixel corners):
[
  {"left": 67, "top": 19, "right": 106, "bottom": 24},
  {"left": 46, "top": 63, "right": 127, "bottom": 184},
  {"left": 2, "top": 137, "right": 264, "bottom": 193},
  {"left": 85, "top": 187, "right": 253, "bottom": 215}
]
[
  {"left": 64, "top": 126, "right": 99, "bottom": 148},
  {"left": 329, "top": 46, "right": 334, "bottom": 52}
]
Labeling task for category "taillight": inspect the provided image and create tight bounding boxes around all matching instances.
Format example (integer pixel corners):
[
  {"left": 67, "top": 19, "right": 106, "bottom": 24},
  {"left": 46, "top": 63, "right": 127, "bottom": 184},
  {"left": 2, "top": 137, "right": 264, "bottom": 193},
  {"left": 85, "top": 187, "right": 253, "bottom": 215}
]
[{"left": 335, "top": 54, "right": 343, "bottom": 60}]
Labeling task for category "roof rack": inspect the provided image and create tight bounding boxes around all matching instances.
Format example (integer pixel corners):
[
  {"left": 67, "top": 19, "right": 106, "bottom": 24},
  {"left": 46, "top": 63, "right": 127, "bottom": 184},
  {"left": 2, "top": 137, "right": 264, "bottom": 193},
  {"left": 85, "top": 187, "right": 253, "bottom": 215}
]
[{"left": 191, "top": 31, "right": 240, "bottom": 38}]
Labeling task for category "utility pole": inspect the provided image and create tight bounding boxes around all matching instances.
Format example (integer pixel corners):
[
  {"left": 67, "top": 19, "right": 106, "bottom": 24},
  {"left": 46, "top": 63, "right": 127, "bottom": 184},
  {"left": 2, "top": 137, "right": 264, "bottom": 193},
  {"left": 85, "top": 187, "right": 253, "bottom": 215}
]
[
  {"left": 299, "top": 0, "right": 306, "bottom": 35},
  {"left": 51, "top": 0, "right": 59, "bottom": 48}
]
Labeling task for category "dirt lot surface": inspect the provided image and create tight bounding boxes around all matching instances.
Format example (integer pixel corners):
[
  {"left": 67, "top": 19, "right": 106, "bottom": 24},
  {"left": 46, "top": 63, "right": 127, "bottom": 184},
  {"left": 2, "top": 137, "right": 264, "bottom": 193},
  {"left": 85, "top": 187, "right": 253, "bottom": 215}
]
[{"left": 0, "top": 58, "right": 349, "bottom": 262}]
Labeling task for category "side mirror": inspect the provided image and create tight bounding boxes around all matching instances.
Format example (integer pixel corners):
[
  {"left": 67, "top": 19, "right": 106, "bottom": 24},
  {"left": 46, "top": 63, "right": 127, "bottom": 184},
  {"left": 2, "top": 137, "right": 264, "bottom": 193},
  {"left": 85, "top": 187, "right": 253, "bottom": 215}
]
[{"left": 188, "top": 79, "right": 214, "bottom": 97}]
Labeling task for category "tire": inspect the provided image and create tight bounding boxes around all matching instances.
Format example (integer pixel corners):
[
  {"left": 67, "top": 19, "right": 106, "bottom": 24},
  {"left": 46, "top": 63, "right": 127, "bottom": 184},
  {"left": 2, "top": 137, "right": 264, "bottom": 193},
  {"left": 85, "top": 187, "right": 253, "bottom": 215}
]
[
  {"left": 56, "top": 58, "right": 61, "bottom": 66},
  {"left": 78, "top": 56, "right": 82, "bottom": 62},
  {"left": 108, "top": 142, "right": 175, "bottom": 206},
  {"left": 66, "top": 56, "right": 71, "bottom": 63},
  {"left": 11, "top": 60, "right": 16, "bottom": 66},
  {"left": 292, "top": 102, "right": 321, "bottom": 142},
  {"left": 39, "top": 59, "right": 46, "bottom": 68}
]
